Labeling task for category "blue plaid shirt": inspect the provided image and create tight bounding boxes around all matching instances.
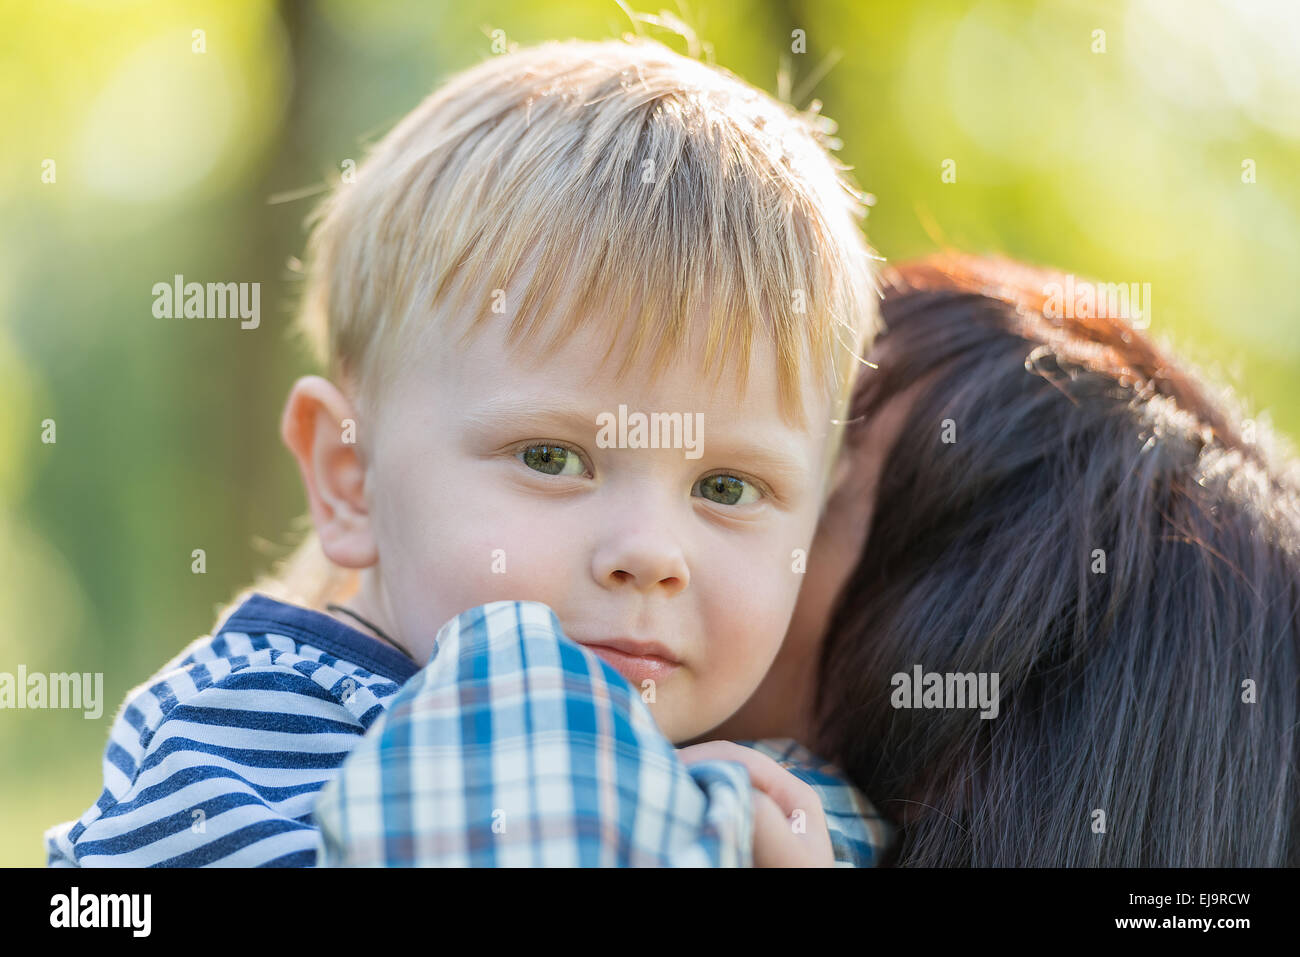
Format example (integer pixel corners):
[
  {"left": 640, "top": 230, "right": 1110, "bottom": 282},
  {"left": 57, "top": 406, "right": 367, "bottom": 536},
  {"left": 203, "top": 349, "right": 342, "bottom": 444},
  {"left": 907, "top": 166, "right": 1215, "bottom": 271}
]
[{"left": 315, "top": 600, "right": 890, "bottom": 866}]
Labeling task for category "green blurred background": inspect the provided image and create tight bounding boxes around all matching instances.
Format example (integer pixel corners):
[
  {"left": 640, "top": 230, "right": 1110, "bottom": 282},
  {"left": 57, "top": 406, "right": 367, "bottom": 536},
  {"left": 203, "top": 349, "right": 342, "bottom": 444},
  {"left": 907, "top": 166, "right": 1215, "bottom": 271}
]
[{"left": 2, "top": 0, "right": 1297, "bottom": 865}]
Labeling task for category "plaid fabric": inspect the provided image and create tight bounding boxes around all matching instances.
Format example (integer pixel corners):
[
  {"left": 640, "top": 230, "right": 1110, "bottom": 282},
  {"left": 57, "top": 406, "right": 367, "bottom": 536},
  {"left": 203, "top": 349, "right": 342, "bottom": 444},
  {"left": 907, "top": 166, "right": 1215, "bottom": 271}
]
[
  {"left": 315, "top": 600, "right": 890, "bottom": 867},
  {"left": 741, "top": 738, "right": 893, "bottom": 868}
]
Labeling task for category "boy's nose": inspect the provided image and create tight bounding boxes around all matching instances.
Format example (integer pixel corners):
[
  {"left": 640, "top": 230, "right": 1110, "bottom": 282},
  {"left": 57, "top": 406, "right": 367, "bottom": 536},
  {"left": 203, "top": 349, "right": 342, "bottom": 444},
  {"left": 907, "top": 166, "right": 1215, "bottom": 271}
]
[{"left": 592, "top": 529, "right": 690, "bottom": 597}]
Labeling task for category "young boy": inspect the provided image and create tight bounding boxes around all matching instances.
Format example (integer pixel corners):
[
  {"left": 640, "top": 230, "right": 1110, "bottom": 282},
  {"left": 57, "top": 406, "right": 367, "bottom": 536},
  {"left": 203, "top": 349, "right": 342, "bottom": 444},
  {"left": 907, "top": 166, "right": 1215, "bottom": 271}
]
[{"left": 45, "top": 37, "right": 885, "bottom": 867}]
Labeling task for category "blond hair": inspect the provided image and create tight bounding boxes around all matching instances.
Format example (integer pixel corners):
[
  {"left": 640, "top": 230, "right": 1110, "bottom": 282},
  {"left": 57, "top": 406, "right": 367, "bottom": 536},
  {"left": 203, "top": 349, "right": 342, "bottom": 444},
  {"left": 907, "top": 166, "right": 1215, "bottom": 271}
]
[{"left": 249, "top": 37, "right": 879, "bottom": 615}]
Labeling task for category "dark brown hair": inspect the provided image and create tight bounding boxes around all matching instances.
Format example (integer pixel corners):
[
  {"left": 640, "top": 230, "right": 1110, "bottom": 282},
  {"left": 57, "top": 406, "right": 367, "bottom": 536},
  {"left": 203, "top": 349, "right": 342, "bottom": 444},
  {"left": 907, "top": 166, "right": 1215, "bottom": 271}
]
[{"left": 815, "top": 253, "right": 1300, "bottom": 866}]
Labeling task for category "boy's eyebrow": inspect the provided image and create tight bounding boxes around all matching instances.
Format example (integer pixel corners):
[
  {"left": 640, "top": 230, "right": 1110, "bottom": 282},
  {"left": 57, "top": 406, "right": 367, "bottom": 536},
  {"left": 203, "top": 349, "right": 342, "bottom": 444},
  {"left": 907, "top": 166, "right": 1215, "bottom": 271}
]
[
  {"left": 464, "top": 398, "right": 814, "bottom": 484},
  {"left": 462, "top": 399, "right": 601, "bottom": 436}
]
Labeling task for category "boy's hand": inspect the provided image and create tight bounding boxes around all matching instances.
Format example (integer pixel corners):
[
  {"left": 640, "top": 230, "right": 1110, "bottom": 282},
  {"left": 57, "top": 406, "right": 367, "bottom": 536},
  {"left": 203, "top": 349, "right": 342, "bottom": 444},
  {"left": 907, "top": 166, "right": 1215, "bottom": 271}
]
[{"left": 677, "top": 741, "right": 835, "bottom": 867}]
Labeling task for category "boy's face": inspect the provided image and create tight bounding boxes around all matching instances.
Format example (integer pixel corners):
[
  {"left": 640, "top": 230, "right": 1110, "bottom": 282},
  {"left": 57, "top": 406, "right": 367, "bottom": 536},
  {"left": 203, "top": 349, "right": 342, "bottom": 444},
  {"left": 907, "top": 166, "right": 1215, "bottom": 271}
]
[{"left": 357, "top": 307, "right": 837, "bottom": 742}]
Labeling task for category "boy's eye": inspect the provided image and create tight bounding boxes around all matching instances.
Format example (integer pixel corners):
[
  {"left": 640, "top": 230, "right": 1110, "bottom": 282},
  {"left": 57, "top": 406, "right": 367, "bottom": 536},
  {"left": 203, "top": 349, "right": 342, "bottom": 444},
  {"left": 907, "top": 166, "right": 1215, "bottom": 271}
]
[
  {"left": 694, "top": 474, "right": 761, "bottom": 507},
  {"left": 518, "top": 444, "right": 586, "bottom": 477},
  {"left": 515, "top": 448, "right": 761, "bottom": 505}
]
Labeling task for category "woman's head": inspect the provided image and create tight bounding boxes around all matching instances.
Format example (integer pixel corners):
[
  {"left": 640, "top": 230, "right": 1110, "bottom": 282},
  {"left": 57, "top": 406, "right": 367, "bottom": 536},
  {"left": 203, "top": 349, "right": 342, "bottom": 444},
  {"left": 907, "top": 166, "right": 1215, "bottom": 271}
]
[{"left": 811, "top": 253, "right": 1300, "bottom": 866}]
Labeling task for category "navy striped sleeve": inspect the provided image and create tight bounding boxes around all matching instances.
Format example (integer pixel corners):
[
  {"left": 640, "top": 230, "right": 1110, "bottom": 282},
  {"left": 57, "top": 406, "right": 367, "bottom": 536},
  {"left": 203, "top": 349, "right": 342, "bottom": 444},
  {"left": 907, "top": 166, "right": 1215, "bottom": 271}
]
[{"left": 45, "top": 595, "right": 418, "bottom": 867}]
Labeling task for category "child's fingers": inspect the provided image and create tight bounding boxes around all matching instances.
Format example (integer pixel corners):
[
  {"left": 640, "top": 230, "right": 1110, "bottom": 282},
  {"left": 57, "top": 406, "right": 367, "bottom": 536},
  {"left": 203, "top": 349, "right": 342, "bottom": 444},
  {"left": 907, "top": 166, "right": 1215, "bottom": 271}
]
[
  {"left": 677, "top": 740, "right": 825, "bottom": 823},
  {"left": 751, "top": 790, "right": 795, "bottom": 868},
  {"left": 747, "top": 768, "right": 836, "bottom": 867}
]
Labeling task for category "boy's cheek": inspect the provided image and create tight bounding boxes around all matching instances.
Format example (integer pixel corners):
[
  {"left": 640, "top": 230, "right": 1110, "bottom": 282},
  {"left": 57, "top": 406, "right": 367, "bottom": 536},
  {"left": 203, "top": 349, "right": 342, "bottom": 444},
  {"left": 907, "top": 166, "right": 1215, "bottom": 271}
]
[
  {"left": 387, "top": 483, "right": 552, "bottom": 575},
  {"left": 709, "top": 591, "right": 799, "bottom": 714},
  {"left": 649, "top": 673, "right": 712, "bottom": 743},
  {"left": 400, "top": 524, "right": 576, "bottom": 624},
  {"left": 661, "top": 664, "right": 772, "bottom": 743},
  {"left": 675, "top": 621, "right": 787, "bottom": 738}
]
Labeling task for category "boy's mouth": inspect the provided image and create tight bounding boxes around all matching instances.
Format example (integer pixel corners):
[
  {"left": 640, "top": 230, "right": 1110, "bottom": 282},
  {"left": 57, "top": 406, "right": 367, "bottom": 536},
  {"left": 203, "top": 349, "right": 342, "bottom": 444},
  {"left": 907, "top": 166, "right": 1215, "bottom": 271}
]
[{"left": 573, "top": 637, "right": 681, "bottom": 687}]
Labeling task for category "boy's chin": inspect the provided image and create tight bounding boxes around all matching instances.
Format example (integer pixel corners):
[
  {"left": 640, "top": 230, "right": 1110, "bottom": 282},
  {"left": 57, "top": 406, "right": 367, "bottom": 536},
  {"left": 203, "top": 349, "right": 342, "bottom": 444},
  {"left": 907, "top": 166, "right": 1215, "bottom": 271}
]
[{"left": 651, "top": 707, "right": 726, "bottom": 747}]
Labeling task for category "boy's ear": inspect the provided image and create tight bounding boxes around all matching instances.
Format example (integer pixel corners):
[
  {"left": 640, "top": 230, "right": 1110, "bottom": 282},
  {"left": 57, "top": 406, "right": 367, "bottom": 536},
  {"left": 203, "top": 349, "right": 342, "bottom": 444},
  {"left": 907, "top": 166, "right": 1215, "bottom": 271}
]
[{"left": 280, "top": 376, "right": 377, "bottom": 569}]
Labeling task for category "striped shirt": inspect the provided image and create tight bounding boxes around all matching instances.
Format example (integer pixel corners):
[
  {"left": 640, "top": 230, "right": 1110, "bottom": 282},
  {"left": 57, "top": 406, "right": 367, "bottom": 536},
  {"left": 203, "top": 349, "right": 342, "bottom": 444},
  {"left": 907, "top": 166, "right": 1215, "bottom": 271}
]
[
  {"left": 44, "top": 594, "right": 420, "bottom": 867},
  {"left": 315, "top": 600, "right": 892, "bottom": 866},
  {"left": 47, "top": 594, "right": 891, "bottom": 866}
]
